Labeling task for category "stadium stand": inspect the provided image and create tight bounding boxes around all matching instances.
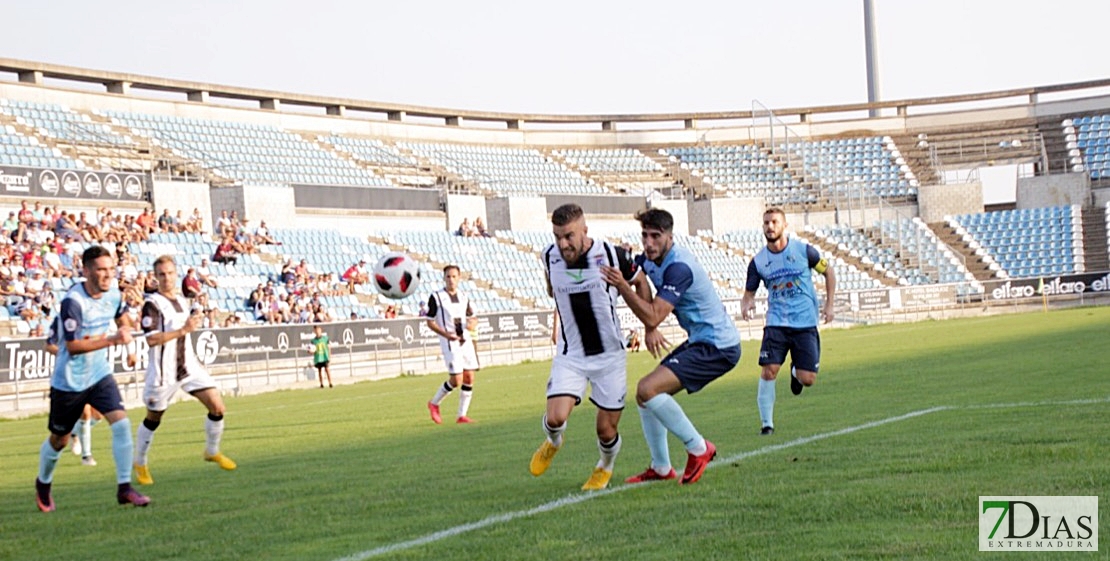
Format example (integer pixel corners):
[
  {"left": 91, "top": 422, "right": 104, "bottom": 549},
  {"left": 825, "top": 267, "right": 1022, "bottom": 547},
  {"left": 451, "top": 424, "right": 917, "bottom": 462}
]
[
  {"left": 550, "top": 147, "right": 671, "bottom": 196},
  {"left": 660, "top": 144, "right": 804, "bottom": 204},
  {"left": 1064, "top": 114, "right": 1110, "bottom": 180},
  {"left": 397, "top": 142, "right": 606, "bottom": 196},
  {"left": 948, "top": 206, "right": 1082, "bottom": 279},
  {"left": 781, "top": 136, "right": 917, "bottom": 200},
  {"left": 99, "top": 110, "right": 391, "bottom": 188}
]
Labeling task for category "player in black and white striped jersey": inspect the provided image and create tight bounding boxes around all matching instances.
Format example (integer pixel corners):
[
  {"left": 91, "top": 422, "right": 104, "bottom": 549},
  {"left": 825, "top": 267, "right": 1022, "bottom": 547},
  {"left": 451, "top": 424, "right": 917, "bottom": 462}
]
[
  {"left": 424, "top": 264, "right": 480, "bottom": 424},
  {"left": 529, "top": 203, "right": 641, "bottom": 491},
  {"left": 132, "top": 255, "right": 236, "bottom": 486}
]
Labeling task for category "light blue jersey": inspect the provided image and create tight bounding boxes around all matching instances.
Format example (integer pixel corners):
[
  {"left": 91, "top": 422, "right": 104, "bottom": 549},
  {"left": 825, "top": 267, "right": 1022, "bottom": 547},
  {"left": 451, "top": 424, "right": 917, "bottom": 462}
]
[
  {"left": 746, "top": 237, "right": 825, "bottom": 328},
  {"left": 51, "top": 282, "right": 125, "bottom": 392},
  {"left": 635, "top": 244, "right": 739, "bottom": 348}
]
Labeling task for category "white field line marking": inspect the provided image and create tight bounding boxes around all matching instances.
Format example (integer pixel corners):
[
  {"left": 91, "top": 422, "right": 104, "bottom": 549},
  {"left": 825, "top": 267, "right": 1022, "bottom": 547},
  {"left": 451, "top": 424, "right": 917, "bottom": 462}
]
[
  {"left": 333, "top": 406, "right": 949, "bottom": 561},
  {"left": 334, "top": 396, "right": 1110, "bottom": 561}
]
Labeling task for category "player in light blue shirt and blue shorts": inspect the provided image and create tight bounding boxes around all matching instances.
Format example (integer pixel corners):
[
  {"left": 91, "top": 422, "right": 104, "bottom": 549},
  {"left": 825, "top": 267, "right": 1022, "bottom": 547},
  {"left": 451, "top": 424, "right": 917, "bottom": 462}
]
[
  {"left": 34, "top": 245, "right": 150, "bottom": 512},
  {"left": 741, "top": 208, "right": 836, "bottom": 436},
  {"left": 602, "top": 208, "right": 740, "bottom": 485}
]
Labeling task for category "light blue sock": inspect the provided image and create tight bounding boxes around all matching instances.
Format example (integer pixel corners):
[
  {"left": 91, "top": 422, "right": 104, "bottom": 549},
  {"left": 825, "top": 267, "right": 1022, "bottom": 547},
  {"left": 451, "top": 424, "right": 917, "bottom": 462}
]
[
  {"left": 643, "top": 394, "right": 705, "bottom": 455},
  {"left": 110, "top": 418, "right": 133, "bottom": 484},
  {"left": 638, "top": 405, "right": 671, "bottom": 472},
  {"left": 38, "top": 438, "right": 61, "bottom": 484},
  {"left": 758, "top": 378, "right": 776, "bottom": 428}
]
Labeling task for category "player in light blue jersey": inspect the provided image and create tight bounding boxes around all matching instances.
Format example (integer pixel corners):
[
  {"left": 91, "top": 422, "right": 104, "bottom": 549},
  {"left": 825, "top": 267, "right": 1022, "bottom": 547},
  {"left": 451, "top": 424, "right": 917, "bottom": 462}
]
[
  {"left": 35, "top": 245, "right": 150, "bottom": 512},
  {"left": 741, "top": 208, "right": 835, "bottom": 436},
  {"left": 602, "top": 208, "right": 740, "bottom": 485}
]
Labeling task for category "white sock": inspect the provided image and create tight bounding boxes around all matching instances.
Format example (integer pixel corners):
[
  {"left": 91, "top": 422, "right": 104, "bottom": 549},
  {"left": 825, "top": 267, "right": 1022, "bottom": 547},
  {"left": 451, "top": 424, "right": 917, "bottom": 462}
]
[
  {"left": 430, "top": 381, "right": 452, "bottom": 406},
  {"left": 597, "top": 434, "right": 621, "bottom": 471},
  {"left": 542, "top": 414, "right": 566, "bottom": 448},
  {"left": 80, "top": 418, "right": 93, "bottom": 457},
  {"left": 136, "top": 421, "right": 156, "bottom": 466},
  {"left": 457, "top": 384, "right": 473, "bottom": 418},
  {"left": 205, "top": 415, "right": 224, "bottom": 457}
]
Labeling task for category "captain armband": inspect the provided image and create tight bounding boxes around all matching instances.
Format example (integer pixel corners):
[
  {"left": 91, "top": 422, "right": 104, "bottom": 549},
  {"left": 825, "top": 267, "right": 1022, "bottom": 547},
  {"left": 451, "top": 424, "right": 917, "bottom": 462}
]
[{"left": 813, "top": 258, "right": 829, "bottom": 274}]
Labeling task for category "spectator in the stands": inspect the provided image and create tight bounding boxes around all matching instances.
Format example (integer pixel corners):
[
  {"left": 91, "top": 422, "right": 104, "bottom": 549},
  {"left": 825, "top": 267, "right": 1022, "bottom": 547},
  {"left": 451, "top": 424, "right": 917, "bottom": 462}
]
[
  {"left": 232, "top": 219, "right": 257, "bottom": 254},
  {"left": 213, "top": 235, "right": 239, "bottom": 265},
  {"left": 17, "top": 201, "right": 33, "bottom": 225},
  {"left": 3, "top": 211, "right": 19, "bottom": 232},
  {"left": 216, "top": 210, "right": 233, "bottom": 237},
  {"left": 135, "top": 208, "right": 156, "bottom": 237},
  {"left": 457, "top": 217, "right": 475, "bottom": 237},
  {"left": 342, "top": 259, "right": 369, "bottom": 294},
  {"left": 474, "top": 216, "right": 491, "bottom": 237},
  {"left": 196, "top": 258, "right": 219, "bottom": 288},
  {"left": 54, "top": 211, "right": 85, "bottom": 242},
  {"left": 25, "top": 222, "right": 52, "bottom": 245},
  {"left": 254, "top": 220, "right": 280, "bottom": 245},
  {"left": 188, "top": 208, "right": 205, "bottom": 234},
  {"left": 157, "top": 208, "right": 180, "bottom": 233},
  {"left": 181, "top": 267, "right": 204, "bottom": 299}
]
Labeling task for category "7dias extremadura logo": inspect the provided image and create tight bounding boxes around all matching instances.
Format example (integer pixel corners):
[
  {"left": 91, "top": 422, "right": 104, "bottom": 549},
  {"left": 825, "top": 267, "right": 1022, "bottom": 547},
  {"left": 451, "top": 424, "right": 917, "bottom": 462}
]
[{"left": 979, "top": 496, "right": 1098, "bottom": 552}]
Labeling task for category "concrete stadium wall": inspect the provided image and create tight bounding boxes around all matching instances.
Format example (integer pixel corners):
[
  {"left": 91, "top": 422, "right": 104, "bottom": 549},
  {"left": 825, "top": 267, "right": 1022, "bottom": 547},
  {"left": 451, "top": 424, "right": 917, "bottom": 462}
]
[
  {"left": 209, "top": 184, "right": 298, "bottom": 230},
  {"left": 653, "top": 199, "right": 690, "bottom": 235},
  {"left": 1016, "top": 173, "right": 1090, "bottom": 208},
  {"left": 918, "top": 182, "right": 984, "bottom": 223},
  {"left": 486, "top": 196, "right": 547, "bottom": 232},
  {"left": 150, "top": 179, "right": 212, "bottom": 231},
  {"left": 445, "top": 194, "right": 487, "bottom": 234},
  {"left": 698, "top": 197, "right": 765, "bottom": 232}
]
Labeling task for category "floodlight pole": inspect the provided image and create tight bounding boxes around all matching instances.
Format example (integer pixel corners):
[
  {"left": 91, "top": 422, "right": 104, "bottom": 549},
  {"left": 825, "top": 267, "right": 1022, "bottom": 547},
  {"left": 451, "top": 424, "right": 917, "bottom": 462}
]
[{"left": 863, "top": 0, "right": 881, "bottom": 118}]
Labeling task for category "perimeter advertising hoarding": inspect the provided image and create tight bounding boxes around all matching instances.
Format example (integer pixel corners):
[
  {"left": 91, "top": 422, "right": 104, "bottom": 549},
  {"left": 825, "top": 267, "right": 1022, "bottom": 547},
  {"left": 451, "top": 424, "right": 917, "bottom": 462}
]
[
  {"left": 982, "top": 272, "right": 1110, "bottom": 301},
  {"left": 0, "top": 165, "right": 147, "bottom": 201},
  {"left": 1, "top": 311, "right": 555, "bottom": 384}
]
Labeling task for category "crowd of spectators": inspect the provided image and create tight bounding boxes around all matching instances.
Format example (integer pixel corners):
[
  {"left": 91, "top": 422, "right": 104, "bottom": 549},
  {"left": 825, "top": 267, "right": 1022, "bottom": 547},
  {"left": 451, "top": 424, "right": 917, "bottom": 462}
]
[{"left": 0, "top": 201, "right": 411, "bottom": 337}]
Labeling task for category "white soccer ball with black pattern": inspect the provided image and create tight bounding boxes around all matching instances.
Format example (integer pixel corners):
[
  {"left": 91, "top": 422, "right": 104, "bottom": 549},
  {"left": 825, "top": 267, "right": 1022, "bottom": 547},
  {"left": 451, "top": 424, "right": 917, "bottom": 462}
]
[{"left": 372, "top": 252, "right": 422, "bottom": 300}]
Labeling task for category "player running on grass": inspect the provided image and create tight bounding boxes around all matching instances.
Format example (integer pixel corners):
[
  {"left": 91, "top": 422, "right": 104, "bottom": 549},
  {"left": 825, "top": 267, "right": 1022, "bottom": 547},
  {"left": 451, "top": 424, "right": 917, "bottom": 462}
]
[
  {"left": 425, "top": 265, "right": 480, "bottom": 424},
  {"left": 601, "top": 208, "right": 741, "bottom": 485},
  {"left": 133, "top": 255, "right": 237, "bottom": 486},
  {"left": 741, "top": 207, "right": 835, "bottom": 435},
  {"left": 34, "top": 245, "right": 149, "bottom": 511},
  {"left": 529, "top": 203, "right": 639, "bottom": 490}
]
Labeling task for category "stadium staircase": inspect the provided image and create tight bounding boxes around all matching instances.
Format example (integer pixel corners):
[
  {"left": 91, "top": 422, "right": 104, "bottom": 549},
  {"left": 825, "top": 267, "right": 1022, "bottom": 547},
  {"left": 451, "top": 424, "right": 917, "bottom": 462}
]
[
  {"left": 0, "top": 112, "right": 85, "bottom": 169},
  {"left": 545, "top": 147, "right": 673, "bottom": 197},
  {"left": 801, "top": 231, "right": 898, "bottom": 287},
  {"left": 303, "top": 133, "right": 443, "bottom": 191},
  {"left": 927, "top": 222, "right": 997, "bottom": 282},
  {"left": 1038, "top": 115, "right": 1078, "bottom": 176},
  {"left": 390, "top": 142, "right": 480, "bottom": 194},
  {"left": 887, "top": 133, "right": 940, "bottom": 186},
  {"left": 758, "top": 143, "right": 834, "bottom": 212},
  {"left": 1080, "top": 206, "right": 1110, "bottom": 272},
  {"left": 642, "top": 147, "right": 715, "bottom": 197}
]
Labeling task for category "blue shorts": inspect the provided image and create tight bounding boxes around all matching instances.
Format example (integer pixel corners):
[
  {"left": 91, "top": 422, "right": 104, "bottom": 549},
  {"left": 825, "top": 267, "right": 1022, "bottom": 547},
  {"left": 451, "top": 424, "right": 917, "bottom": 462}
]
[
  {"left": 47, "top": 376, "right": 125, "bottom": 436},
  {"left": 660, "top": 341, "right": 741, "bottom": 394},
  {"left": 758, "top": 326, "right": 821, "bottom": 372}
]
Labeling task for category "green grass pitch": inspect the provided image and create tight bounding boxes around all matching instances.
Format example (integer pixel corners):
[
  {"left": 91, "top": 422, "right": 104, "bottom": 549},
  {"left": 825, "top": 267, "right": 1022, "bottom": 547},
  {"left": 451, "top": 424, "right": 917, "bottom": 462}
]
[{"left": 2, "top": 307, "right": 1108, "bottom": 561}]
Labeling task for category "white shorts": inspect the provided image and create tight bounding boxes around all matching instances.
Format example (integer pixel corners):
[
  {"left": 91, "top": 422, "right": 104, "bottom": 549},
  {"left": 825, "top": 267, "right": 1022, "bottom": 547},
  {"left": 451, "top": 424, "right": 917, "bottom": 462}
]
[
  {"left": 547, "top": 351, "right": 627, "bottom": 411},
  {"left": 143, "top": 369, "right": 217, "bottom": 412},
  {"left": 440, "top": 338, "right": 480, "bottom": 375}
]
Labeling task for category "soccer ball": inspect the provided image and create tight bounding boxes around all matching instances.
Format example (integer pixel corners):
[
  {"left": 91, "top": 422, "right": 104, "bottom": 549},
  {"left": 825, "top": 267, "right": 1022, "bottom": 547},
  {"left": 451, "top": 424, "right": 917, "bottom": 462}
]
[{"left": 372, "top": 252, "right": 422, "bottom": 299}]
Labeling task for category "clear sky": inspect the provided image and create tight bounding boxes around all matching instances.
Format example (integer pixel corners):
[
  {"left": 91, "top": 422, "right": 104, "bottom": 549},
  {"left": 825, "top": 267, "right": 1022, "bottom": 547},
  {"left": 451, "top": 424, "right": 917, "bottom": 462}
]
[{"left": 5, "top": 0, "right": 1109, "bottom": 115}]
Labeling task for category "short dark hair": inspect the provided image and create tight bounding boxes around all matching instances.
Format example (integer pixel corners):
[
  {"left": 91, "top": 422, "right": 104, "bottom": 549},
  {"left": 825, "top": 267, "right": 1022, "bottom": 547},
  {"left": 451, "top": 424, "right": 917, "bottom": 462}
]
[
  {"left": 443, "top": 264, "right": 460, "bottom": 275},
  {"left": 82, "top": 245, "right": 113, "bottom": 270},
  {"left": 551, "top": 203, "right": 584, "bottom": 227},
  {"left": 764, "top": 207, "right": 786, "bottom": 219},
  {"left": 634, "top": 208, "right": 673, "bottom": 232}
]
